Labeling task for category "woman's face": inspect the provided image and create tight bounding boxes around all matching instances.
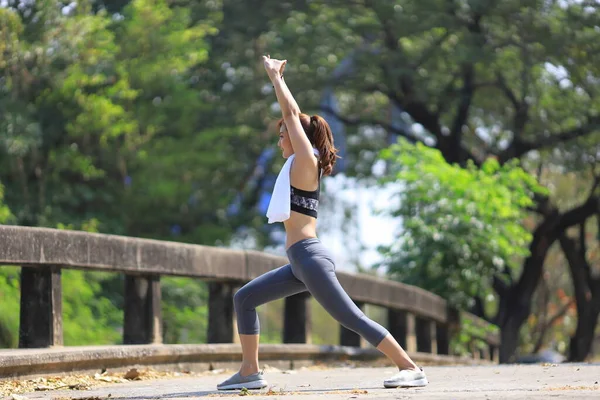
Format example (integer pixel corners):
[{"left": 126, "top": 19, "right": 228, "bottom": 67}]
[{"left": 278, "top": 123, "right": 294, "bottom": 158}]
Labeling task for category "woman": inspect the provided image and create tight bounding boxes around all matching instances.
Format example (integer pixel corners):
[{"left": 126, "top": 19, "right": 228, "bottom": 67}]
[{"left": 217, "top": 56, "right": 428, "bottom": 390}]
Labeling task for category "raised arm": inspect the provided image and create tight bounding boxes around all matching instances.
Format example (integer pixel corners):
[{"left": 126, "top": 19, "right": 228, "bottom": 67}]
[{"left": 263, "top": 55, "right": 316, "bottom": 165}]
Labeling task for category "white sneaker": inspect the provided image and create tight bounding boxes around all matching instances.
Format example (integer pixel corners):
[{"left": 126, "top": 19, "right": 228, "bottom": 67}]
[{"left": 383, "top": 368, "right": 429, "bottom": 388}]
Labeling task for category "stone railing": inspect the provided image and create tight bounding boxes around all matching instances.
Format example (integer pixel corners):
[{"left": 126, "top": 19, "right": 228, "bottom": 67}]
[{"left": 0, "top": 225, "right": 500, "bottom": 363}]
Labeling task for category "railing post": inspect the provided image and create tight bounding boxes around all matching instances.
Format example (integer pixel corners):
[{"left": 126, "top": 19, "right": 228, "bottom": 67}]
[
  {"left": 207, "top": 282, "right": 235, "bottom": 343},
  {"left": 388, "top": 309, "right": 405, "bottom": 348},
  {"left": 491, "top": 345, "right": 499, "bottom": 363},
  {"left": 388, "top": 309, "right": 417, "bottom": 353},
  {"left": 437, "top": 307, "right": 460, "bottom": 355},
  {"left": 436, "top": 322, "right": 449, "bottom": 355},
  {"left": 283, "top": 292, "right": 312, "bottom": 344},
  {"left": 416, "top": 317, "right": 433, "bottom": 353},
  {"left": 340, "top": 301, "right": 364, "bottom": 347},
  {"left": 123, "top": 274, "right": 162, "bottom": 344},
  {"left": 19, "top": 265, "right": 63, "bottom": 348}
]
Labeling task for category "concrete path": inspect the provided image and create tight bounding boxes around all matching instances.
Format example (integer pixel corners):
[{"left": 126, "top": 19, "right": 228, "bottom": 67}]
[{"left": 12, "top": 364, "right": 600, "bottom": 400}]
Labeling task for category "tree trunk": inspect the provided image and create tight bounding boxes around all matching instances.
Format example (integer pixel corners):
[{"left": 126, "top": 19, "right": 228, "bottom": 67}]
[
  {"left": 494, "top": 209, "right": 558, "bottom": 362},
  {"left": 568, "top": 301, "right": 600, "bottom": 362},
  {"left": 496, "top": 285, "right": 538, "bottom": 363},
  {"left": 559, "top": 225, "right": 600, "bottom": 362}
]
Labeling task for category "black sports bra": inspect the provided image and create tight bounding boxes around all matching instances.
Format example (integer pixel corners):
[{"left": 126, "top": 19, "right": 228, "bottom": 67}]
[{"left": 290, "top": 167, "right": 321, "bottom": 218}]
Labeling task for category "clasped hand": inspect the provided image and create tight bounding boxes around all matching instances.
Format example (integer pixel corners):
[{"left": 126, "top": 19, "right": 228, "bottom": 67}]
[{"left": 262, "top": 54, "right": 286, "bottom": 81}]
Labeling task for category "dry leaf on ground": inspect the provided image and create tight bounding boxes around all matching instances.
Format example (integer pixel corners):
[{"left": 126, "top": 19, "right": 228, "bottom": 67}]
[{"left": 123, "top": 369, "right": 140, "bottom": 380}]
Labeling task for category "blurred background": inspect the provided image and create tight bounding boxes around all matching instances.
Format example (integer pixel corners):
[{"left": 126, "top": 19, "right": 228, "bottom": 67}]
[{"left": 0, "top": 0, "right": 599, "bottom": 364}]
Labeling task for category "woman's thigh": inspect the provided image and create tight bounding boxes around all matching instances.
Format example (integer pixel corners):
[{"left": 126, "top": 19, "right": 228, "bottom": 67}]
[
  {"left": 235, "top": 264, "right": 307, "bottom": 310},
  {"left": 295, "top": 257, "right": 364, "bottom": 323}
]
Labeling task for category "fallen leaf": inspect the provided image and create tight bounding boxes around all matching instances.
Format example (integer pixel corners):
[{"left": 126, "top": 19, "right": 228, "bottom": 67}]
[{"left": 124, "top": 369, "right": 140, "bottom": 380}]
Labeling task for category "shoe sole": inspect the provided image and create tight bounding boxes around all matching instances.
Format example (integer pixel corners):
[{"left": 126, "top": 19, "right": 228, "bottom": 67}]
[
  {"left": 384, "top": 378, "right": 429, "bottom": 388},
  {"left": 217, "top": 380, "right": 268, "bottom": 390}
]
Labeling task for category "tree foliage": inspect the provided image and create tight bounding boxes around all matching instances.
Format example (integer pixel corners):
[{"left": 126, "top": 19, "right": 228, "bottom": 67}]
[
  {"left": 378, "top": 141, "right": 545, "bottom": 308},
  {"left": 0, "top": 0, "right": 229, "bottom": 347},
  {"left": 0, "top": 0, "right": 251, "bottom": 243}
]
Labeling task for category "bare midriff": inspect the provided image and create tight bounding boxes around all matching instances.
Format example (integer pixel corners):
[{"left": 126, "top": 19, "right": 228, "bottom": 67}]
[{"left": 283, "top": 211, "right": 318, "bottom": 250}]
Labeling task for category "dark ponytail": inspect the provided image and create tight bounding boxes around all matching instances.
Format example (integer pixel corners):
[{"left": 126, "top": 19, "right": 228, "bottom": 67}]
[{"left": 302, "top": 114, "right": 339, "bottom": 176}]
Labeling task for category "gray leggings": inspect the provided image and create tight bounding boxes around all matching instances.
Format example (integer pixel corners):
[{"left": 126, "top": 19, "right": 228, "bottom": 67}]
[{"left": 233, "top": 238, "right": 390, "bottom": 347}]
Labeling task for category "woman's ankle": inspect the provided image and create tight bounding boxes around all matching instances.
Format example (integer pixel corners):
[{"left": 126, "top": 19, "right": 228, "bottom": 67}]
[
  {"left": 240, "top": 361, "right": 260, "bottom": 376},
  {"left": 398, "top": 363, "right": 419, "bottom": 371}
]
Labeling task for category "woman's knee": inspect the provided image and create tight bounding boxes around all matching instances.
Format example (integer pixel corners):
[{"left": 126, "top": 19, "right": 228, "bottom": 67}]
[
  {"left": 233, "top": 286, "right": 248, "bottom": 311},
  {"left": 233, "top": 284, "right": 255, "bottom": 312}
]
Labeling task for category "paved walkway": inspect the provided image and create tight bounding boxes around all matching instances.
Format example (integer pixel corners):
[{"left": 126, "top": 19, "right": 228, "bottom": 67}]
[{"left": 13, "top": 364, "right": 600, "bottom": 400}]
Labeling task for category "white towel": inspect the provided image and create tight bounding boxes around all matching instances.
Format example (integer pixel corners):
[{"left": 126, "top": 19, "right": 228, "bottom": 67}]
[{"left": 266, "top": 148, "right": 320, "bottom": 223}]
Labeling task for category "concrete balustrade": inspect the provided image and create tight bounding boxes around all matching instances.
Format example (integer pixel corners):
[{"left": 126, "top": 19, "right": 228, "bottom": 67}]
[{"left": 0, "top": 225, "right": 500, "bottom": 366}]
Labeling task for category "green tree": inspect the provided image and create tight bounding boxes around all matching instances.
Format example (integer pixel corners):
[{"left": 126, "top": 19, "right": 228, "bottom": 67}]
[
  {"left": 378, "top": 141, "right": 544, "bottom": 308},
  {"left": 0, "top": 0, "right": 226, "bottom": 346}
]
